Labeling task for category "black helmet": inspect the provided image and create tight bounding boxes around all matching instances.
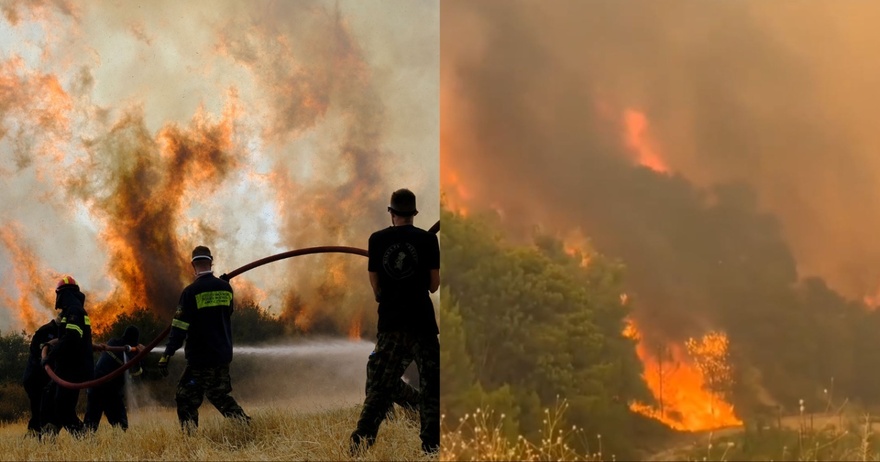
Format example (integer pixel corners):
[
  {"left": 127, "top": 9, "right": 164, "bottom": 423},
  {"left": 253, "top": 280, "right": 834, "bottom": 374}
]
[
  {"left": 388, "top": 189, "right": 418, "bottom": 216},
  {"left": 123, "top": 325, "right": 140, "bottom": 347}
]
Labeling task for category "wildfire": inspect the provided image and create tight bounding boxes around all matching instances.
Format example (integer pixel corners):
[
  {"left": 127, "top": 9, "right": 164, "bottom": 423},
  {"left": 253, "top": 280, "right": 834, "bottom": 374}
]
[
  {"left": 623, "top": 109, "right": 670, "bottom": 174},
  {"left": 348, "top": 316, "right": 362, "bottom": 340},
  {"left": 441, "top": 169, "right": 470, "bottom": 217},
  {"left": 562, "top": 228, "right": 591, "bottom": 267},
  {"left": 625, "top": 319, "right": 742, "bottom": 431},
  {"left": 863, "top": 292, "right": 880, "bottom": 310},
  {"left": 0, "top": 224, "right": 54, "bottom": 331}
]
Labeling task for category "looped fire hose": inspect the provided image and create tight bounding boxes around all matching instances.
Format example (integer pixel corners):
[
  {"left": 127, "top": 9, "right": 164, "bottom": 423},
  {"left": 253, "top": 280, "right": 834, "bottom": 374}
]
[{"left": 44, "top": 220, "right": 440, "bottom": 389}]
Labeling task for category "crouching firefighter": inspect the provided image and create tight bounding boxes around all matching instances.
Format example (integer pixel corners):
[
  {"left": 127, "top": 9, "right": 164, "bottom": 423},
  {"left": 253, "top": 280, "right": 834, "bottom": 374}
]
[
  {"left": 84, "top": 325, "right": 144, "bottom": 432},
  {"left": 40, "top": 276, "right": 94, "bottom": 438}
]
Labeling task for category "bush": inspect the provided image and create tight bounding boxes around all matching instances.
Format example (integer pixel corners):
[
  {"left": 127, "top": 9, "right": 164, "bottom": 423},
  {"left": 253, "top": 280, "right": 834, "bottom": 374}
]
[
  {"left": 0, "top": 330, "right": 29, "bottom": 384},
  {"left": 0, "top": 382, "right": 29, "bottom": 423}
]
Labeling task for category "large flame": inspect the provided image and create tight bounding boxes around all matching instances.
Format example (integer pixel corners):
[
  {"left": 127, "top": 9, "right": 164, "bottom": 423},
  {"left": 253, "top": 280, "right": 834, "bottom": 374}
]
[{"left": 625, "top": 319, "right": 742, "bottom": 431}]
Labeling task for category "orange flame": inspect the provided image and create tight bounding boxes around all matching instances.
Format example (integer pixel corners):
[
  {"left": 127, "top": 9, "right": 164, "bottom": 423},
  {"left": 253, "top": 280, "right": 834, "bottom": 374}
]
[
  {"left": 348, "top": 316, "right": 362, "bottom": 340},
  {"left": 623, "top": 109, "right": 669, "bottom": 174},
  {"left": 561, "top": 228, "right": 591, "bottom": 267},
  {"left": 625, "top": 319, "right": 742, "bottom": 431},
  {"left": 0, "top": 224, "right": 54, "bottom": 331}
]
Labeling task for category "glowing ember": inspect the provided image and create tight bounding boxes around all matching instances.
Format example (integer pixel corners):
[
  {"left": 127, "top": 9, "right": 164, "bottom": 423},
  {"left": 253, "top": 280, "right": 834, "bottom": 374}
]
[
  {"left": 623, "top": 109, "right": 670, "bottom": 174},
  {"left": 625, "top": 319, "right": 742, "bottom": 431}
]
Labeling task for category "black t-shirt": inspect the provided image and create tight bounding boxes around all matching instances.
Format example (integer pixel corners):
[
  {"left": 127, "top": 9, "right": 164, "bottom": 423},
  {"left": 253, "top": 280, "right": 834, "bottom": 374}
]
[{"left": 368, "top": 224, "right": 440, "bottom": 335}]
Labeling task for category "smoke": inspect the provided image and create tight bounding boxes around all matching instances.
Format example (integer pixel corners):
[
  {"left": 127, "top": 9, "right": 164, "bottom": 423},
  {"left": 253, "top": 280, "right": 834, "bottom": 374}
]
[
  {"left": 443, "top": 0, "right": 880, "bottom": 303},
  {"left": 0, "top": 1, "right": 438, "bottom": 335},
  {"left": 440, "top": 1, "right": 880, "bottom": 348}
]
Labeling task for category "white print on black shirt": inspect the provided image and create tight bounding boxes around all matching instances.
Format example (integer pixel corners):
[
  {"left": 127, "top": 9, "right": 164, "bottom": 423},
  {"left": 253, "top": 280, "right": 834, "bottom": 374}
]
[{"left": 382, "top": 242, "right": 419, "bottom": 280}]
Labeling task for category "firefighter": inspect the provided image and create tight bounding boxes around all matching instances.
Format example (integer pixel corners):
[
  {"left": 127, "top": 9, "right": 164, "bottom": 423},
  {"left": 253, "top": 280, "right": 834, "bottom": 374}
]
[
  {"left": 158, "top": 245, "right": 250, "bottom": 433},
  {"left": 350, "top": 188, "right": 440, "bottom": 455},
  {"left": 40, "top": 275, "right": 94, "bottom": 438},
  {"left": 21, "top": 318, "right": 58, "bottom": 437},
  {"left": 84, "top": 325, "right": 144, "bottom": 432}
]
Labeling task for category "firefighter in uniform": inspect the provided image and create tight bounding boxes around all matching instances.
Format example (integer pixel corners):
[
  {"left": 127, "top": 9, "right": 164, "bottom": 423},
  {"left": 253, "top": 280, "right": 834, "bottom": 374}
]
[
  {"left": 40, "top": 275, "right": 94, "bottom": 438},
  {"left": 350, "top": 188, "right": 441, "bottom": 455},
  {"left": 84, "top": 325, "right": 143, "bottom": 432},
  {"left": 158, "top": 245, "right": 250, "bottom": 432},
  {"left": 22, "top": 318, "right": 58, "bottom": 437}
]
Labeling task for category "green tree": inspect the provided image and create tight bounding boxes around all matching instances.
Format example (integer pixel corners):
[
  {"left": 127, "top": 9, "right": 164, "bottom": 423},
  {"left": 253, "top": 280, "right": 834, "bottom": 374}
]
[{"left": 440, "top": 206, "right": 652, "bottom": 456}]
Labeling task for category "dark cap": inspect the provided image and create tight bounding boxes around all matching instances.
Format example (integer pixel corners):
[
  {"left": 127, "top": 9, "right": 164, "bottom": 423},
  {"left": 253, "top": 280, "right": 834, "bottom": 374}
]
[
  {"left": 191, "top": 245, "right": 213, "bottom": 263},
  {"left": 388, "top": 189, "right": 418, "bottom": 216},
  {"left": 123, "top": 325, "right": 139, "bottom": 347}
]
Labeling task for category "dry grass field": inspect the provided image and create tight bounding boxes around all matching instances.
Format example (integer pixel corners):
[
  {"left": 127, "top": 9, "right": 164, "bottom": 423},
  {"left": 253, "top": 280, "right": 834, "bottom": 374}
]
[{"left": 0, "top": 404, "right": 433, "bottom": 461}]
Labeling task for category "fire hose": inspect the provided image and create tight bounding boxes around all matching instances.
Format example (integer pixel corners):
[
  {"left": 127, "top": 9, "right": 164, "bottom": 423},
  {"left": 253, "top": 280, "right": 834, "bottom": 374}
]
[{"left": 44, "top": 219, "right": 441, "bottom": 389}]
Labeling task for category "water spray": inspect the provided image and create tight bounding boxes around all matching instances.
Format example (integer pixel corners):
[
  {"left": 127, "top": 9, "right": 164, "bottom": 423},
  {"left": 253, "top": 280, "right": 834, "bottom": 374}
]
[{"left": 44, "top": 219, "right": 440, "bottom": 389}]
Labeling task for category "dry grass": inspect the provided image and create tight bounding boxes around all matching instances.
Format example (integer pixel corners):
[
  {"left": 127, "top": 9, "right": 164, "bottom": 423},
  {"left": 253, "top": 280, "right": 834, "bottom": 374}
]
[
  {"left": 0, "top": 404, "right": 434, "bottom": 461},
  {"left": 440, "top": 398, "right": 602, "bottom": 462}
]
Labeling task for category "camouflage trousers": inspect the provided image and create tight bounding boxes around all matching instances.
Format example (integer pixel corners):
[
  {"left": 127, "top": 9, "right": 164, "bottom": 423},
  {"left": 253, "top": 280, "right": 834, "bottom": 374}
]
[
  {"left": 355, "top": 331, "right": 439, "bottom": 452},
  {"left": 176, "top": 363, "right": 248, "bottom": 430},
  {"left": 366, "top": 342, "right": 420, "bottom": 412}
]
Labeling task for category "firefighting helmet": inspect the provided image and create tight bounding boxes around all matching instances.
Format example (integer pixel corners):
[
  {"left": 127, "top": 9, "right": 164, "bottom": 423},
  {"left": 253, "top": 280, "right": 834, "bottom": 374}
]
[
  {"left": 388, "top": 189, "right": 418, "bottom": 216},
  {"left": 123, "top": 325, "right": 140, "bottom": 347},
  {"left": 55, "top": 275, "right": 79, "bottom": 293}
]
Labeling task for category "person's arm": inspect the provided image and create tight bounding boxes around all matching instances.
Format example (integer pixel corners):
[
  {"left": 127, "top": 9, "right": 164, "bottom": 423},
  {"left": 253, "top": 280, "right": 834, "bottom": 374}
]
[
  {"left": 369, "top": 271, "right": 381, "bottom": 302},
  {"left": 429, "top": 269, "right": 440, "bottom": 294},
  {"left": 368, "top": 233, "right": 382, "bottom": 302},
  {"left": 164, "top": 292, "right": 192, "bottom": 357},
  {"left": 428, "top": 234, "right": 440, "bottom": 293}
]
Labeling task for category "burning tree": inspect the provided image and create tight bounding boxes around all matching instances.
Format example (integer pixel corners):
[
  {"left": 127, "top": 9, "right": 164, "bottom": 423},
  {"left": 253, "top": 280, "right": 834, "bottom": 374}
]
[{"left": 685, "top": 331, "right": 734, "bottom": 417}]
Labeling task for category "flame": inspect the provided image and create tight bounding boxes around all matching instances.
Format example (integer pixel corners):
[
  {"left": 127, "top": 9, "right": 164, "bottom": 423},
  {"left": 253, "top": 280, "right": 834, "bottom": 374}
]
[
  {"left": 623, "top": 109, "right": 670, "bottom": 174},
  {"left": 348, "top": 316, "right": 362, "bottom": 340},
  {"left": 562, "top": 228, "right": 591, "bottom": 267},
  {"left": 625, "top": 319, "right": 742, "bottom": 431},
  {"left": 863, "top": 292, "right": 880, "bottom": 310},
  {"left": 0, "top": 224, "right": 54, "bottom": 331}
]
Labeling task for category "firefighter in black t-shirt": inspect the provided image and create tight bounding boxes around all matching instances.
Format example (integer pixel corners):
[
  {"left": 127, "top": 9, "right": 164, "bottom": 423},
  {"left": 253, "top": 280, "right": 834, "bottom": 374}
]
[
  {"left": 350, "top": 188, "right": 440, "bottom": 456},
  {"left": 158, "top": 245, "right": 250, "bottom": 433}
]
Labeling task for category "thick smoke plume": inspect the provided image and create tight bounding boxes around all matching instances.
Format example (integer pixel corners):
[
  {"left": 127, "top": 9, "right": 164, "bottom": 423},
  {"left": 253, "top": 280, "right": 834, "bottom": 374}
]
[
  {"left": 0, "top": 1, "right": 438, "bottom": 336},
  {"left": 442, "top": 0, "right": 880, "bottom": 299},
  {"left": 441, "top": 1, "right": 880, "bottom": 345}
]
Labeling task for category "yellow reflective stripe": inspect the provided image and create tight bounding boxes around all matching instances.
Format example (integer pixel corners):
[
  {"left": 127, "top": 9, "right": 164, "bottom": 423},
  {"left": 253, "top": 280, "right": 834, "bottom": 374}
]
[
  {"left": 66, "top": 323, "right": 83, "bottom": 336},
  {"left": 84, "top": 316, "right": 90, "bottom": 326},
  {"left": 172, "top": 319, "right": 190, "bottom": 330},
  {"left": 60, "top": 317, "right": 67, "bottom": 323},
  {"left": 195, "top": 291, "right": 233, "bottom": 309}
]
